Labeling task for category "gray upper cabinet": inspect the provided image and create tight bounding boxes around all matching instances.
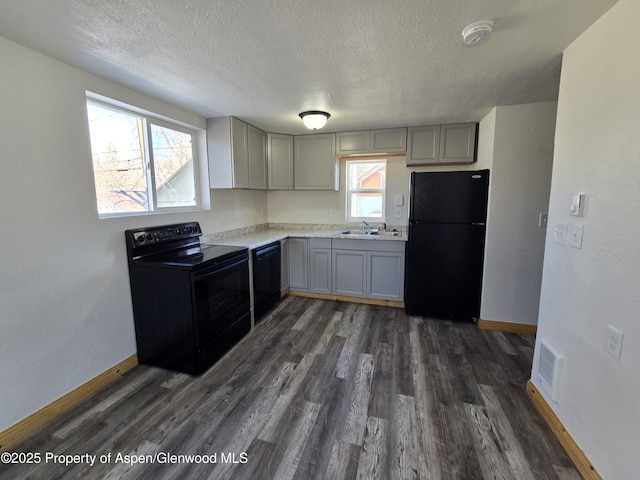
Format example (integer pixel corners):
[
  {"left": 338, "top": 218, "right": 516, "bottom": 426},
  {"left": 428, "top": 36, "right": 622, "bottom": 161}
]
[
  {"left": 247, "top": 124, "right": 267, "bottom": 189},
  {"left": 407, "top": 125, "right": 440, "bottom": 165},
  {"left": 407, "top": 123, "right": 477, "bottom": 166},
  {"left": 336, "top": 131, "right": 370, "bottom": 155},
  {"left": 370, "top": 128, "right": 406, "bottom": 153},
  {"left": 294, "top": 134, "right": 338, "bottom": 190},
  {"left": 267, "top": 133, "right": 294, "bottom": 190},
  {"left": 336, "top": 128, "right": 407, "bottom": 155},
  {"left": 439, "top": 123, "right": 477, "bottom": 164},
  {"left": 208, "top": 116, "right": 267, "bottom": 189}
]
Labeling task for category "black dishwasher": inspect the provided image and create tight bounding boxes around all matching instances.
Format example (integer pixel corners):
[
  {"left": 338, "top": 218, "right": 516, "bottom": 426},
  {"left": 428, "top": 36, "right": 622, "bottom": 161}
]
[{"left": 252, "top": 241, "right": 281, "bottom": 323}]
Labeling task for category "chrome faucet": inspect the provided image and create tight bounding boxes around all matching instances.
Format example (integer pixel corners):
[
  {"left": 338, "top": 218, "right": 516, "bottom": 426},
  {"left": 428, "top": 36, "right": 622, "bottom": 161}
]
[
  {"left": 361, "top": 220, "right": 371, "bottom": 231},
  {"left": 378, "top": 223, "right": 387, "bottom": 232}
]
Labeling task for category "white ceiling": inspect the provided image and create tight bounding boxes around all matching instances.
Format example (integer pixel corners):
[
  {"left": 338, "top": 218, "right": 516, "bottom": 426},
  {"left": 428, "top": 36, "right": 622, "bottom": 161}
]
[{"left": 0, "top": 0, "right": 618, "bottom": 134}]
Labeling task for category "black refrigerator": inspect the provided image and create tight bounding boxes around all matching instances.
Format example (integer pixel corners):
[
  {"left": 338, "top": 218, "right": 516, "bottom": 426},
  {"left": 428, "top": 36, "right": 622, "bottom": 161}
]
[{"left": 404, "top": 169, "right": 490, "bottom": 320}]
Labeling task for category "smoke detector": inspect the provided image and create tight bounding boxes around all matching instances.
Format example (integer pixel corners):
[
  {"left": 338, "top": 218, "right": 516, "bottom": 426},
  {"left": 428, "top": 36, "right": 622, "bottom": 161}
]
[{"left": 462, "top": 20, "right": 494, "bottom": 45}]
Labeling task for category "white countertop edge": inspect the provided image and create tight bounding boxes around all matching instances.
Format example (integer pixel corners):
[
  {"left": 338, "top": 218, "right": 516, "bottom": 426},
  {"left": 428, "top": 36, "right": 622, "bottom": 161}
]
[{"left": 202, "top": 228, "right": 406, "bottom": 250}]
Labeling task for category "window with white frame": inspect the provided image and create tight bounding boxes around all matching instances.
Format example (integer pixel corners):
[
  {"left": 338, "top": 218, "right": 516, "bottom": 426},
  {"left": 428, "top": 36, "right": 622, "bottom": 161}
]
[
  {"left": 345, "top": 159, "right": 386, "bottom": 222},
  {"left": 86, "top": 97, "right": 200, "bottom": 217}
]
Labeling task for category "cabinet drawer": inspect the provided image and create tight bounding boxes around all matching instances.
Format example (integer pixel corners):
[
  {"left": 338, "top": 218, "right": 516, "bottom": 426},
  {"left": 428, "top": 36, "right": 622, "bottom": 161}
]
[
  {"left": 332, "top": 238, "right": 405, "bottom": 253},
  {"left": 310, "top": 237, "right": 332, "bottom": 249}
]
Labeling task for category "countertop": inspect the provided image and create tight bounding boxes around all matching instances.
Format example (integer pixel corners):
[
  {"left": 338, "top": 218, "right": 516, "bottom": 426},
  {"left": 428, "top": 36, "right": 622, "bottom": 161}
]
[{"left": 201, "top": 224, "right": 406, "bottom": 250}]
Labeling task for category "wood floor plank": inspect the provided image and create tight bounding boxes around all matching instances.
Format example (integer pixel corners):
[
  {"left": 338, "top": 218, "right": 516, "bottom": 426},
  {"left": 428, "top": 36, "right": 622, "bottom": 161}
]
[
  {"left": 394, "top": 394, "right": 427, "bottom": 480},
  {"left": 464, "top": 402, "right": 516, "bottom": 479},
  {"left": 0, "top": 297, "right": 582, "bottom": 480},
  {"left": 408, "top": 317, "right": 443, "bottom": 480},
  {"left": 355, "top": 416, "right": 388, "bottom": 480},
  {"left": 477, "top": 384, "right": 537, "bottom": 480},
  {"left": 323, "top": 441, "right": 360, "bottom": 480},
  {"left": 342, "top": 353, "right": 375, "bottom": 446}
]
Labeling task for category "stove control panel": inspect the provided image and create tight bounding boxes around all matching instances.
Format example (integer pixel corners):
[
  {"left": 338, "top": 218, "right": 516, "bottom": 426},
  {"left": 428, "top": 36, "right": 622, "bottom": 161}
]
[{"left": 126, "top": 222, "right": 202, "bottom": 248}]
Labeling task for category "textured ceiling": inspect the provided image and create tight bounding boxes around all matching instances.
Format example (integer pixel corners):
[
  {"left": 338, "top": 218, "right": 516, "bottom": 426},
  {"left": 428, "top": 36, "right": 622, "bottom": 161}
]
[{"left": 0, "top": 0, "right": 618, "bottom": 134}]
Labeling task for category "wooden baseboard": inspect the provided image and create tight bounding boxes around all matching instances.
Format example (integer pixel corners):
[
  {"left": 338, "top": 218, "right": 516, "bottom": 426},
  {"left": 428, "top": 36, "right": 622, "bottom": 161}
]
[
  {"left": 288, "top": 290, "right": 404, "bottom": 309},
  {"left": 478, "top": 318, "right": 537, "bottom": 335},
  {"left": 0, "top": 354, "right": 138, "bottom": 452},
  {"left": 526, "top": 380, "right": 602, "bottom": 480}
]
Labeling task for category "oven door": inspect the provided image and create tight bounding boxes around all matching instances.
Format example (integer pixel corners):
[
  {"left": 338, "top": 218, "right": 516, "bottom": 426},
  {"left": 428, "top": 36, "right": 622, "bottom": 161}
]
[{"left": 192, "top": 252, "right": 250, "bottom": 370}]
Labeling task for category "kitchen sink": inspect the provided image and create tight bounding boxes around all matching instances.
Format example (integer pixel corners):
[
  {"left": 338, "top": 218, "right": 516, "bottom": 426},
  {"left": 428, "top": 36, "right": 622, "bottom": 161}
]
[{"left": 335, "top": 230, "right": 401, "bottom": 237}]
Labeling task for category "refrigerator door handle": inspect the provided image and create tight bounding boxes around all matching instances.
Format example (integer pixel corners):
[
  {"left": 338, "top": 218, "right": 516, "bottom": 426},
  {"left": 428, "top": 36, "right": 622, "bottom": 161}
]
[{"left": 472, "top": 223, "right": 485, "bottom": 226}]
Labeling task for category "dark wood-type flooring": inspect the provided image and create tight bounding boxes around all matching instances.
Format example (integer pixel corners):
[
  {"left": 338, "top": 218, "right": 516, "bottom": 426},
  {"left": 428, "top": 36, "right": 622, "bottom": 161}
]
[{"left": 1, "top": 297, "right": 581, "bottom": 479}]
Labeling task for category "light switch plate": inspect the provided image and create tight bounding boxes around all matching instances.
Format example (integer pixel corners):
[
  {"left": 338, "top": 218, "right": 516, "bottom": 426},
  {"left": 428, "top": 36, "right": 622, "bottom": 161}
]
[
  {"left": 552, "top": 222, "right": 567, "bottom": 245},
  {"left": 569, "top": 224, "right": 583, "bottom": 249},
  {"left": 539, "top": 213, "right": 548, "bottom": 228}
]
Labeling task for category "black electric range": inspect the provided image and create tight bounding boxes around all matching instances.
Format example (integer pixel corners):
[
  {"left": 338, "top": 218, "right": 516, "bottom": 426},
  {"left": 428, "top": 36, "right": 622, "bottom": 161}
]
[{"left": 125, "top": 222, "right": 250, "bottom": 375}]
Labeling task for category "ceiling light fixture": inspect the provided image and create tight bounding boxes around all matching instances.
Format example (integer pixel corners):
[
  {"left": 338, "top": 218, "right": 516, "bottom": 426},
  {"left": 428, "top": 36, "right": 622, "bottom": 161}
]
[
  {"left": 462, "top": 20, "right": 494, "bottom": 45},
  {"left": 299, "top": 111, "right": 330, "bottom": 130}
]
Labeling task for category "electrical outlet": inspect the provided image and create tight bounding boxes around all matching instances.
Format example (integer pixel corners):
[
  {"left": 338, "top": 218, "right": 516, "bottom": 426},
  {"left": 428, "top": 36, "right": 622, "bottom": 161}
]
[
  {"left": 395, "top": 208, "right": 402, "bottom": 218},
  {"left": 606, "top": 325, "right": 624, "bottom": 360}
]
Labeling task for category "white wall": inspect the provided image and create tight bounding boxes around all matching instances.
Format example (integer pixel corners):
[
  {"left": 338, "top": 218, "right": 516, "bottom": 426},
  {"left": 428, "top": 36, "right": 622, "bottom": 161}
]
[
  {"left": 481, "top": 103, "right": 557, "bottom": 325},
  {"left": 0, "top": 37, "right": 264, "bottom": 432},
  {"left": 532, "top": 1, "right": 640, "bottom": 478}
]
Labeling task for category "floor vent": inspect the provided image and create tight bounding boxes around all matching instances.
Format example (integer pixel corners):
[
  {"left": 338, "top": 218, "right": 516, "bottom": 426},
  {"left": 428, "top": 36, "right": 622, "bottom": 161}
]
[{"left": 537, "top": 339, "right": 562, "bottom": 402}]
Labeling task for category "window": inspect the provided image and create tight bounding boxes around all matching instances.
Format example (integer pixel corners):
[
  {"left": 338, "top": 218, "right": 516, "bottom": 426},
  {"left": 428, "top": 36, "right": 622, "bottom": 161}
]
[
  {"left": 346, "top": 159, "right": 386, "bottom": 222},
  {"left": 86, "top": 97, "right": 200, "bottom": 217}
]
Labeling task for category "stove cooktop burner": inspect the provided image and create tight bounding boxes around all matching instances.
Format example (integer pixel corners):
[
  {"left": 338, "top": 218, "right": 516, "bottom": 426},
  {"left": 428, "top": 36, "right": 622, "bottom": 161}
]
[{"left": 139, "top": 243, "right": 247, "bottom": 268}]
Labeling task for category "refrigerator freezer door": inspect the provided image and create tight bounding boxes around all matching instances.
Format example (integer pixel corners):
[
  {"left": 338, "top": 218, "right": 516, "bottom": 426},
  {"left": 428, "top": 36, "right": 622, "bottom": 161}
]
[
  {"left": 405, "top": 222, "right": 486, "bottom": 319},
  {"left": 409, "top": 170, "right": 489, "bottom": 224}
]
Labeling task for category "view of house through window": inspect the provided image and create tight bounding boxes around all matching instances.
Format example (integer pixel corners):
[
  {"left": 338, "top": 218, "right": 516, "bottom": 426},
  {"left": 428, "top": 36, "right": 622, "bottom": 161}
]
[
  {"left": 86, "top": 98, "right": 198, "bottom": 217},
  {"left": 346, "top": 159, "right": 386, "bottom": 222}
]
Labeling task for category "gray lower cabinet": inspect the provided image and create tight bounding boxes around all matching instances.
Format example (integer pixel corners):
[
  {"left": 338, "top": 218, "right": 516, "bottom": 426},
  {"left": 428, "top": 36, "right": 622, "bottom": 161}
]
[
  {"left": 332, "top": 238, "right": 405, "bottom": 301},
  {"left": 309, "top": 238, "right": 332, "bottom": 294},
  {"left": 289, "top": 237, "right": 405, "bottom": 302},
  {"left": 288, "top": 238, "right": 309, "bottom": 291},
  {"left": 367, "top": 251, "right": 405, "bottom": 301},
  {"left": 332, "top": 249, "right": 367, "bottom": 298},
  {"left": 280, "top": 238, "right": 290, "bottom": 296}
]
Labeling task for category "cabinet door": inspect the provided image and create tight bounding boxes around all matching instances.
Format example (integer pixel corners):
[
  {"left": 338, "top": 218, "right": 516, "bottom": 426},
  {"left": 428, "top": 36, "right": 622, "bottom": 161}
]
[
  {"left": 267, "top": 133, "right": 294, "bottom": 190},
  {"left": 280, "top": 239, "right": 290, "bottom": 295},
  {"left": 439, "top": 123, "right": 477, "bottom": 164},
  {"left": 336, "top": 131, "right": 370, "bottom": 155},
  {"left": 332, "top": 249, "right": 366, "bottom": 298},
  {"left": 231, "top": 117, "right": 249, "bottom": 187},
  {"left": 370, "top": 128, "right": 407, "bottom": 153},
  {"left": 247, "top": 125, "right": 267, "bottom": 189},
  {"left": 367, "top": 251, "right": 405, "bottom": 301},
  {"left": 310, "top": 248, "right": 332, "bottom": 294},
  {"left": 294, "top": 134, "right": 338, "bottom": 190},
  {"left": 406, "top": 125, "right": 441, "bottom": 165},
  {"left": 288, "top": 238, "right": 309, "bottom": 291}
]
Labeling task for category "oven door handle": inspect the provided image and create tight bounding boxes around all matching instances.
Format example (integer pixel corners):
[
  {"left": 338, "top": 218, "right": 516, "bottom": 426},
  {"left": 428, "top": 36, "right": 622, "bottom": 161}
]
[{"left": 193, "top": 254, "right": 248, "bottom": 282}]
